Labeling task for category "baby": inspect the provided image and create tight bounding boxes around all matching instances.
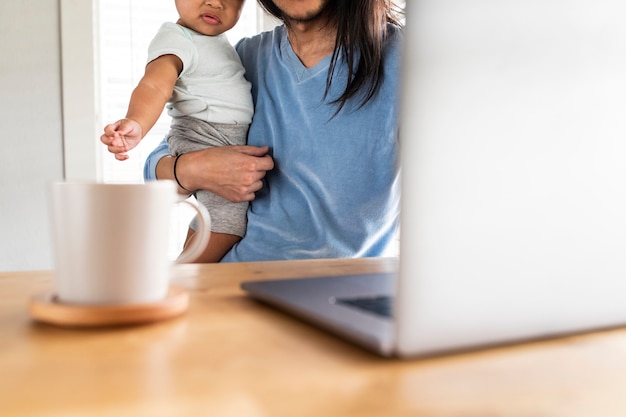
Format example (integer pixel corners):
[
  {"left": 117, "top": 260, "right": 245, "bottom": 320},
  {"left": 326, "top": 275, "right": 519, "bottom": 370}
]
[{"left": 101, "top": 0, "right": 252, "bottom": 262}]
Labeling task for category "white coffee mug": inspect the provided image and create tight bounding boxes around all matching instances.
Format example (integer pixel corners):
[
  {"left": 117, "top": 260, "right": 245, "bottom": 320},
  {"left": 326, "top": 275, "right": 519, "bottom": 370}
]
[{"left": 49, "top": 181, "right": 210, "bottom": 305}]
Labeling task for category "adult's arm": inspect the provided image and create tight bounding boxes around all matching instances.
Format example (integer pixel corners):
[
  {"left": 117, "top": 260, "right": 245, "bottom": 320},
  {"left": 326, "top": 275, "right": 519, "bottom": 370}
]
[{"left": 143, "top": 139, "right": 274, "bottom": 202}]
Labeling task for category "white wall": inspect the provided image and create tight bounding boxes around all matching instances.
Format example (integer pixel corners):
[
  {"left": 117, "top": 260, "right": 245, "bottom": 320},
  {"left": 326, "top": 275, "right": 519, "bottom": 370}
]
[{"left": 0, "top": 1, "right": 64, "bottom": 271}]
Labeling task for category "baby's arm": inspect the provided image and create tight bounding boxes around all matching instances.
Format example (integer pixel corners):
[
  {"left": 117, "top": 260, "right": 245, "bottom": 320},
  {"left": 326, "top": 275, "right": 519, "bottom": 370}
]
[{"left": 101, "top": 54, "right": 182, "bottom": 160}]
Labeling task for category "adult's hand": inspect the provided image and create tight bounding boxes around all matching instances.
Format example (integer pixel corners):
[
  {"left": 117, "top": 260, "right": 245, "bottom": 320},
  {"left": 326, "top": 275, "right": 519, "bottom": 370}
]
[{"left": 158, "top": 146, "right": 274, "bottom": 202}]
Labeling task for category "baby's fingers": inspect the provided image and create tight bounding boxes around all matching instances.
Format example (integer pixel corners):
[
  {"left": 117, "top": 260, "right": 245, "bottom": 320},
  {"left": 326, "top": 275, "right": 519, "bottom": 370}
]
[
  {"left": 114, "top": 152, "right": 129, "bottom": 161},
  {"left": 103, "top": 121, "right": 122, "bottom": 136},
  {"left": 102, "top": 134, "right": 130, "bottom": 157},
  {"left": 111, "top": 135, "right": 128, "bottom": 148}
]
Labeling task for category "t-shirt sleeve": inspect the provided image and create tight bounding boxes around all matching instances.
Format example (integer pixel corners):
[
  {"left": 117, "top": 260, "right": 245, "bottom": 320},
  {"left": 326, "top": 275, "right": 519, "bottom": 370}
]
[
  {"left": 143, "top": 138, "right": 170, "bottom": 182},
  {"left": 147, "top": 22, "right": 197, "bottom": 76}
]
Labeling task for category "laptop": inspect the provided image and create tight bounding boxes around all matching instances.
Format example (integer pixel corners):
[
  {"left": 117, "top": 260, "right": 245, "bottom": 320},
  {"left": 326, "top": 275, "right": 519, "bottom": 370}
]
[{"left": 241, "top": 1, "right": 626, "bottom": 358}]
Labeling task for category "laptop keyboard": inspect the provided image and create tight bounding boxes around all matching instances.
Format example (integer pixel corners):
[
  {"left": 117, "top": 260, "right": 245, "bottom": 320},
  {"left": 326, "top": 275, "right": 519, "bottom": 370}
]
[{"left": 334, "top": 295, "right": 394, "bottom": 318}]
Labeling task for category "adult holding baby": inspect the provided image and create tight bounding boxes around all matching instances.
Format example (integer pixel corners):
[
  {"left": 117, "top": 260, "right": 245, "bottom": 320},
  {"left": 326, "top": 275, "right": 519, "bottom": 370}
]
[{"left": 141, "top": 0, "right": 404, "bottom": 262}]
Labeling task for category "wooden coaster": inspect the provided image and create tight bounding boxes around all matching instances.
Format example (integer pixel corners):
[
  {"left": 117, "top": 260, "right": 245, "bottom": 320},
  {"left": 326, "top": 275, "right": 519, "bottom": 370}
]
[{"left": 28, "top": 286, "right": 189, "bottom": 328}]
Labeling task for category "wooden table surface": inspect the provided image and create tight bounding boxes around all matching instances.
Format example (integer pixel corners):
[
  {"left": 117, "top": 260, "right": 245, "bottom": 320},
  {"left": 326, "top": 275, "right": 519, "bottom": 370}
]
[{"left": 2, "top": 258, "right": 626, "bottom": 417}]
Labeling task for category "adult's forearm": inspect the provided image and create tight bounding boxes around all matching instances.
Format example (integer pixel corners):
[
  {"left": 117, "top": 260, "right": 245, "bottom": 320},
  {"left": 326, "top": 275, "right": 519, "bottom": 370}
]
[
  {"left": 144, "top": 139, "right": 274, "bottom": 202},
  {"left": 159, "top": 155, "right": 194, "bottom": 195},
  {"left": 143, "top": 139, "right": 190, "bottom": 195},
  {"left": 155, "top": 155, "right": 175, "bottom": 182},
  {"left": 144, "top": 139, "right": 211, "bottom": 195}
]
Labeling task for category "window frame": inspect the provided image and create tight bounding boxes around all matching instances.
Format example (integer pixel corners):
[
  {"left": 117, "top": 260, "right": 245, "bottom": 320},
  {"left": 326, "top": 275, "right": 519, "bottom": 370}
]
[{"left": 60, "top": 0, "right": 102, "bottom": 180}]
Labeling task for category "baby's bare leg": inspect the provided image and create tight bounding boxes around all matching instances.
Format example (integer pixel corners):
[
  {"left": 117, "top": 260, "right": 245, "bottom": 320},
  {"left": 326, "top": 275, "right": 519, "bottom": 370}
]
[{"left": 182, "top": 228, "right": 241, "bottom": 263}]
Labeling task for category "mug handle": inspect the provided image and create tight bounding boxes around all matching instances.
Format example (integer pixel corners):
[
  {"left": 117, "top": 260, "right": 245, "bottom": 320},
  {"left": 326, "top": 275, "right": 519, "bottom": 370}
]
[{"left": 174, "top": 198, "right": 211, "bottom": 264}]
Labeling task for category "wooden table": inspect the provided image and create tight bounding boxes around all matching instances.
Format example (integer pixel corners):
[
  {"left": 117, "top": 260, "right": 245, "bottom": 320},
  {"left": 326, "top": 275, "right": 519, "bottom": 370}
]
[{"left": 2, "top": 258, "right": 626, "bottom": 416}]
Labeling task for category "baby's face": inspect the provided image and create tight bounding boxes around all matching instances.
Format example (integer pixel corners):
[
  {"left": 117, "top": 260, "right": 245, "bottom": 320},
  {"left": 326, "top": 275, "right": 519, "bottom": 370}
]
[{"left": 175, "top": 0, "right": 245, "bottom": 36}]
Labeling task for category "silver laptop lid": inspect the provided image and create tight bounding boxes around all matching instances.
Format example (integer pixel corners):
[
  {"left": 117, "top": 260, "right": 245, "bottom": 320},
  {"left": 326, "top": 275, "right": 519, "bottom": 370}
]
[{"left": 397, "top": 0, "right": 626, "bottom": 356}]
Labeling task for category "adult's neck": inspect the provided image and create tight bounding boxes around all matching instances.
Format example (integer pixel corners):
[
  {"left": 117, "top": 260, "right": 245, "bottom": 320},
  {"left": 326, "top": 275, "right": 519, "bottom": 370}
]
[{"left": 284, "top": 18, "right": 337, "bottom": 68}]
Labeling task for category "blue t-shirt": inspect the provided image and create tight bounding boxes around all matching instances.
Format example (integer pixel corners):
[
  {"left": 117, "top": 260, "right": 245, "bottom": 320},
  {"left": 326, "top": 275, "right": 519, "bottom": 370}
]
[{"left": 145, "top": 24, "right": 402, "bottom": 262}]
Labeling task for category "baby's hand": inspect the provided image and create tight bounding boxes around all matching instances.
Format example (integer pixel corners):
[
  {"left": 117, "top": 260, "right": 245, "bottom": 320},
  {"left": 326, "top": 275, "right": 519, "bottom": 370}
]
[{"left": 100, "top": 119, "right": 144, "bottom": 161}]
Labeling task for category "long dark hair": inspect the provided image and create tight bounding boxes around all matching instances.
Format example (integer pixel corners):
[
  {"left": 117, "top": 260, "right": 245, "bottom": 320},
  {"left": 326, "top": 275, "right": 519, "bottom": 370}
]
[{"left": 257, "top": 0, "right": 404, "bottom": 113}]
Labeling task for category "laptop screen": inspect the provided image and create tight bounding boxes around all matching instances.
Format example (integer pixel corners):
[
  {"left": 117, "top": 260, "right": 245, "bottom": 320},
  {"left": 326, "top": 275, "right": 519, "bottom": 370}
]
[{"left": 397, "top": 0, "right": 626, "bottom": 356}]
